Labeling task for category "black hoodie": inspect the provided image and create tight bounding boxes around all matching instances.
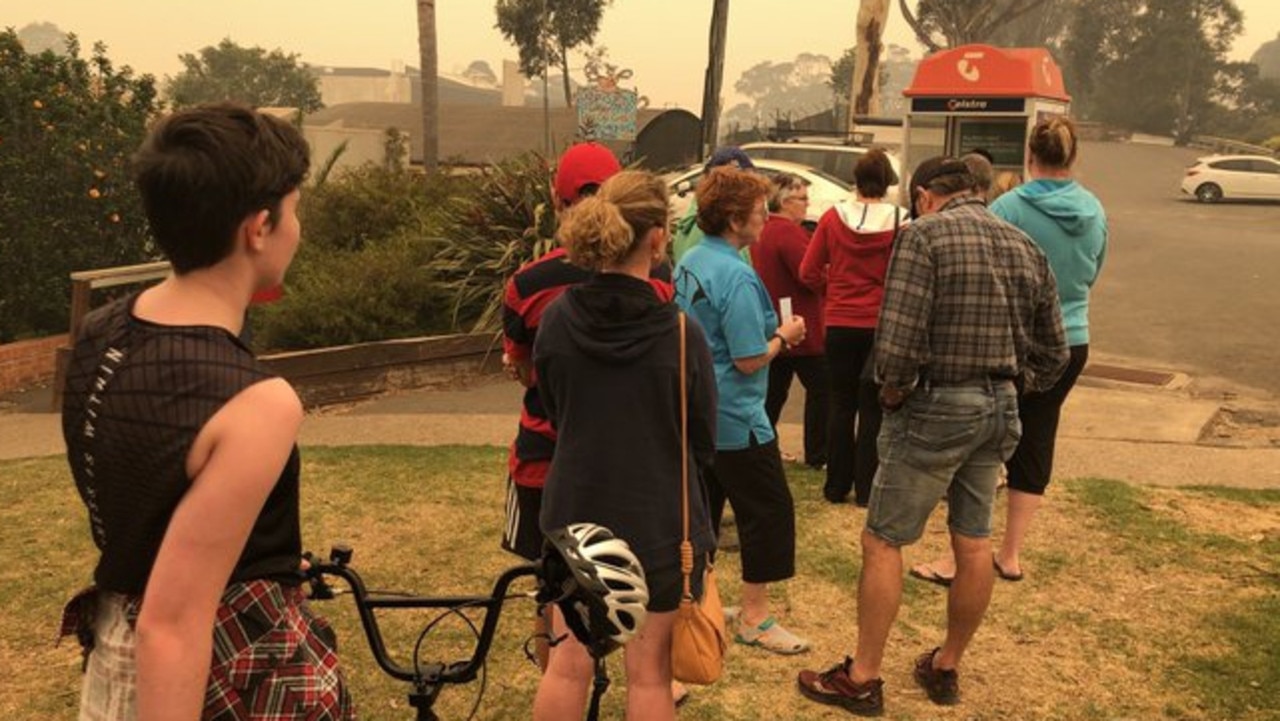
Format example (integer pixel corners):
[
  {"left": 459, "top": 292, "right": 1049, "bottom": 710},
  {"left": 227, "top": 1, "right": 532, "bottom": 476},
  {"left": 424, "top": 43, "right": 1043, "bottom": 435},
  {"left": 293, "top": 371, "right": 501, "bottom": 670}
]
[{"left": 534, "top": 272, "right": 717, "bottom": 572}]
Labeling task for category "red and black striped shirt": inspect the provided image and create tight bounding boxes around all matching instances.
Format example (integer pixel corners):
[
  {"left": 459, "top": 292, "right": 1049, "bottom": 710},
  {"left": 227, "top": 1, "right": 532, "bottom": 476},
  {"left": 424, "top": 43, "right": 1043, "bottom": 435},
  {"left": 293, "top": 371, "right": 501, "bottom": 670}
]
[{"left": 502, "top": 248, "right": 672, "bottom": 488}]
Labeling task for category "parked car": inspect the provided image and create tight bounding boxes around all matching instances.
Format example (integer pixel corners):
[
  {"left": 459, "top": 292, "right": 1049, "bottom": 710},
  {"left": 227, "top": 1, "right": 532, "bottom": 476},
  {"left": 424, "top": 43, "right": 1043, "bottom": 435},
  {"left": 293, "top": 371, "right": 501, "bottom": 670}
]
[
  {"left": 740, "top": 141, "right": 901, "bottom": 200},
  {"left": 665, "top": 158, "right": 853, "bottom": 226},
  {"left": 1181, "top": 154, "right": 1280, "bottom": 203}
]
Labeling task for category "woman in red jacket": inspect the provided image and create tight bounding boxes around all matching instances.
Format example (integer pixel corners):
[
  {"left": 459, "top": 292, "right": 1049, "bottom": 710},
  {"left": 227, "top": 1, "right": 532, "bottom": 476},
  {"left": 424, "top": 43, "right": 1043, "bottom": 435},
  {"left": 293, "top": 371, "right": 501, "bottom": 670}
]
[
  {"left": 800, "top": 149, "right": 909, "bottom": 506},
  {"left": 749, "top": 172, "right": 828, "bottom": 468}
]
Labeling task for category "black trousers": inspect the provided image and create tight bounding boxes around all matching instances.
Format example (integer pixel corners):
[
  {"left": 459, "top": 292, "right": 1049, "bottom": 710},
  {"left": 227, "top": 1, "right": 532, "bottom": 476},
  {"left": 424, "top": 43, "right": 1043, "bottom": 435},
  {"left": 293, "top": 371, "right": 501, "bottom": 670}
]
[
  {"left": 765, "top": 353, "right": 830, "bottom": 467},
  {"left": 705, "top": 436, "right": 797, "bottom": 584},
  {"left": 1006, "top": 344, "right": 1089, "bottom": 495},
  {"left": 823, "top": 326, "right": 882, "bottom": 505}
]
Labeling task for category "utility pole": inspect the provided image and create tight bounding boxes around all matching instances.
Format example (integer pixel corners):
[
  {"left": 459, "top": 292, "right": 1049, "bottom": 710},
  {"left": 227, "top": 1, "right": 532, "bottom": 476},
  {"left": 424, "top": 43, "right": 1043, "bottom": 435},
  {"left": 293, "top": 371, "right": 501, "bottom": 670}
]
[{"left": 699, "top": 0, "right": 729, "bottom": 159}]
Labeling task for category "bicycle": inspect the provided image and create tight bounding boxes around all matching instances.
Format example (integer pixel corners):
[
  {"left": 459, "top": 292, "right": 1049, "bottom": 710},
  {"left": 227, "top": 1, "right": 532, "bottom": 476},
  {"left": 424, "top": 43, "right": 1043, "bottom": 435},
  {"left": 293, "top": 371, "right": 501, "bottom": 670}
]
[{"left": 303, "top": 523, "right": 650, "bottom": 721}]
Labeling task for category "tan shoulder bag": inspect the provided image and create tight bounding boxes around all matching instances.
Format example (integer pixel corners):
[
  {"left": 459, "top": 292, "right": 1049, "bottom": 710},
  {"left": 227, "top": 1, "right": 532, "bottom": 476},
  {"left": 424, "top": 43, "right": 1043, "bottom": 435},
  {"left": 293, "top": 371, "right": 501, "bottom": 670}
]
[{"left": 669, "top": 312, "right": 728, "bottom": 685}]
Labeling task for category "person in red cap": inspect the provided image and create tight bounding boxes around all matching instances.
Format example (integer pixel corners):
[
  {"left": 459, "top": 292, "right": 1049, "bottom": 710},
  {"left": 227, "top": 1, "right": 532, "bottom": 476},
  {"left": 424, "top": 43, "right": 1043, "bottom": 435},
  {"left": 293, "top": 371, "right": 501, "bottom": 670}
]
[{"left": 500, "top": 142, "right": 678, "bottom": 677}]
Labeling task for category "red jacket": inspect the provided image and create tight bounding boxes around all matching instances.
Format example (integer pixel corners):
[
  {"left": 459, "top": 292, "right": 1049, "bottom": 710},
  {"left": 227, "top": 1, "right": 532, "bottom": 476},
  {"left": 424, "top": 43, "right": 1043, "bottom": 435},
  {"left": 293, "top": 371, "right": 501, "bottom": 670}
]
[
  {"left": 800, "top": 202, "right": 909, "bottom": 329},
  {"left": 749, "top": 215, "right": 825, "bottom": 356}
]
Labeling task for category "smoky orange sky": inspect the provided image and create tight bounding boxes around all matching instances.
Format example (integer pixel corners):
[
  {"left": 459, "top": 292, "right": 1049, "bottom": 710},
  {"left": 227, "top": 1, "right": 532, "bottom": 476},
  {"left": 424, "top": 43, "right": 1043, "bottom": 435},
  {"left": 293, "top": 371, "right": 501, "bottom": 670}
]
[{"left": 7, "top": 1, "right": 1279, "bottom": 109}]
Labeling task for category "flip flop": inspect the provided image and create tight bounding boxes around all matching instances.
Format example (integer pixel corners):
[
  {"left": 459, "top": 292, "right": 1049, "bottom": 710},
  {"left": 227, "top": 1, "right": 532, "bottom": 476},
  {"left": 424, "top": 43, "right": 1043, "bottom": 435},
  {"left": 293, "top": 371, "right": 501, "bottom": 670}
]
[
  {"left": 672, "top": 680, "right": 691, "bottom": 708},
  {"left": 909, "top": 563, "right": 954, "bottom": 588},
  {"left": 735, "top": 616, "right": 810, "bottom": 655},
  {"left": 993, "top": 555, "right": 1024, "bottom": 582}
]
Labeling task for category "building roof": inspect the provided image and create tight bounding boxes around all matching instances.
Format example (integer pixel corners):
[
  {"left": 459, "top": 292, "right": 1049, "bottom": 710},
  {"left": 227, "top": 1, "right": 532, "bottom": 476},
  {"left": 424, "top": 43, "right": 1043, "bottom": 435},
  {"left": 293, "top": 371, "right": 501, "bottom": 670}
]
[{"left": 305, "top": 102, "right": 666, "bottom": 165}]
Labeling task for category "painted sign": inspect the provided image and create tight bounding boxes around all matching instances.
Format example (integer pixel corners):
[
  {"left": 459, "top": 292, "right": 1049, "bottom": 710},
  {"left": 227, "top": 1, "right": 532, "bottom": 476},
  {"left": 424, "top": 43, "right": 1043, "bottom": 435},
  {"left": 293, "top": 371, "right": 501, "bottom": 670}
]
[{"left": 576, "top": 87, "right": 639, "bottom": 141}]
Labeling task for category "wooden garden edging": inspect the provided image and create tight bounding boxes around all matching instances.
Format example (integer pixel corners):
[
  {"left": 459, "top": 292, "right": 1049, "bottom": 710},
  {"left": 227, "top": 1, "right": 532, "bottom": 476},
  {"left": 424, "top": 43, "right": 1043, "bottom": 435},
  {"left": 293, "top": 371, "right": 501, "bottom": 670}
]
[{"left": 258, "top": 332, "right": 503, "bottom": 409}]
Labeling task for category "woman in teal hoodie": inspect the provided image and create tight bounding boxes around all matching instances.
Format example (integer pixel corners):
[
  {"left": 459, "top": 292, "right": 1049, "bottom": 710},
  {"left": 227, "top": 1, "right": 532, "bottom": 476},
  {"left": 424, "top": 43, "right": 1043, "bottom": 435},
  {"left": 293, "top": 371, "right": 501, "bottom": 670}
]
[{"left": 911, "top": 117, "right": 1106, "bottom": 586}]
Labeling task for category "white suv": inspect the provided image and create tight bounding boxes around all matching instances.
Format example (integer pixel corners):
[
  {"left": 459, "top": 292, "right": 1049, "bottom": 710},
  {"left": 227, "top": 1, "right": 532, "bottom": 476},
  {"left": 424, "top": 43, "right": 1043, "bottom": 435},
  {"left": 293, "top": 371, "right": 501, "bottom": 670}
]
[
  {"left": 741, "top": 141, "right": 900, "bottom": 200},
  {"left": 1181, "top": 155, "right": 1280, "bottom": 203}
]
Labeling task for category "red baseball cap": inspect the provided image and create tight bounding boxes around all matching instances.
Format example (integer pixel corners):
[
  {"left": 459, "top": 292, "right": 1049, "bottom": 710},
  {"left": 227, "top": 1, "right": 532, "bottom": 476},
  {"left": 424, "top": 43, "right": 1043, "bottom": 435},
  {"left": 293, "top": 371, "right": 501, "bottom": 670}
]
[{"left": 553, "top": 142, "right": 621, "bottom": 205}]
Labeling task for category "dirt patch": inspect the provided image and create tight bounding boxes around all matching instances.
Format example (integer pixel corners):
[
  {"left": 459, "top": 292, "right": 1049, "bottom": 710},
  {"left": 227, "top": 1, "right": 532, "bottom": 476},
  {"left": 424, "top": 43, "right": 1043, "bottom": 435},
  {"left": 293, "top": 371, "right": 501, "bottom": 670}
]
[
  {"left": 1149, "top": 491, "right": 1280, "bottom": 544},
  {"left": 1199, "top": 406, "right": 1280, "bottom": 448}
]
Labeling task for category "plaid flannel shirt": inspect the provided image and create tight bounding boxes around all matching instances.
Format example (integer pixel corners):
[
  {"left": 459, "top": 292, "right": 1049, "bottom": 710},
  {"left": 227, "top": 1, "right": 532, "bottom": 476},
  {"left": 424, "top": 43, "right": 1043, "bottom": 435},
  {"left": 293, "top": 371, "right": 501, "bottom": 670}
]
[{"left": 875, "top": 197, "right": 1068, "bottom": 393}]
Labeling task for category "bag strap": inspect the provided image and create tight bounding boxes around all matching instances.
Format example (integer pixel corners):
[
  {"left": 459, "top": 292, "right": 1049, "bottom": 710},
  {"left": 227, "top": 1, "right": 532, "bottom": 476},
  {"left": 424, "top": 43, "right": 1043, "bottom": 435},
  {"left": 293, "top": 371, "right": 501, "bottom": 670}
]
[{"left": 678, "top": 312, "right": 695, "bottom": 598}]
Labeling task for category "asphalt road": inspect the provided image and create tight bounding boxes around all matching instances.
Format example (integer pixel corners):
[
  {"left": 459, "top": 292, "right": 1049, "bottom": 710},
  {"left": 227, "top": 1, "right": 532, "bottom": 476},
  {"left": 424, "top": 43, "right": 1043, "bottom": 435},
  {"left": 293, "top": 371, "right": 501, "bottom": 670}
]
[{"left": 1075, "top": 141, "right": 1280, "bottom": 401}]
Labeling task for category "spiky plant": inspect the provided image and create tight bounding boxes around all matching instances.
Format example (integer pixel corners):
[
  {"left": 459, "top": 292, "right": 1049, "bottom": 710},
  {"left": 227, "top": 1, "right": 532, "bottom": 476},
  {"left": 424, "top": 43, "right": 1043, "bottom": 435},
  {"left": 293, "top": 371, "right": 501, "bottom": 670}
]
[{"left": 430, "top": 152, "right": 558, "bottom": 331}]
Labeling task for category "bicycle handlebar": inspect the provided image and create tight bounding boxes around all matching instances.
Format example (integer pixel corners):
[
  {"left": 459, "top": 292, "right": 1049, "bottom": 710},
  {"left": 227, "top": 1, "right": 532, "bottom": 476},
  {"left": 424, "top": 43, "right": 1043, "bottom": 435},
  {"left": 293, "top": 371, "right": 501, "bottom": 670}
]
[{"left": 303, "top": 544, "right": 539, "bottom": 686}]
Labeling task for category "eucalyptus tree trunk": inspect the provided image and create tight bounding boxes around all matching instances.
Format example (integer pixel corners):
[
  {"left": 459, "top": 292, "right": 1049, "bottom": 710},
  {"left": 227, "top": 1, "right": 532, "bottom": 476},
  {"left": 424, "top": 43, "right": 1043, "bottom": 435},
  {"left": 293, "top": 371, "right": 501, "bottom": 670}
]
[
  {"left": 851, "top": 0, "right": 890, "bottom": 127},
  {"left": 417, "top": 0, "right": 440, "bottom": 172}
]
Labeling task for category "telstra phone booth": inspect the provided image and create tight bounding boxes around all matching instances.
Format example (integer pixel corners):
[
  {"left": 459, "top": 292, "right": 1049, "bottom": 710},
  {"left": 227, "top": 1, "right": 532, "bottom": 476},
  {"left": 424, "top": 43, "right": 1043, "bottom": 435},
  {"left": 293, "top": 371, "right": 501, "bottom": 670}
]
[{"left": 900, "top": 44, "right": 1071, "bottom": 192}]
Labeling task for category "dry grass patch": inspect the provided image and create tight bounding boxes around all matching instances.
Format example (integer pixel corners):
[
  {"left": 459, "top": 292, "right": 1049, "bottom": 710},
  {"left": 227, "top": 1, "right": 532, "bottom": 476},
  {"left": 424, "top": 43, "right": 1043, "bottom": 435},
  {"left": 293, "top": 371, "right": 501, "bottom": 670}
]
[{"left": 2, "top": 447, "right": 1277, "bottom": 720}]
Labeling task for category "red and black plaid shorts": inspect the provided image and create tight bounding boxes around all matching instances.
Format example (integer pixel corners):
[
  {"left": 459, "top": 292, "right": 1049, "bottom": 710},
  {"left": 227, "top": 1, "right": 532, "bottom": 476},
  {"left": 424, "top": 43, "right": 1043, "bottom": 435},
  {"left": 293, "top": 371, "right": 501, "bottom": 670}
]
[
  {"left": 205, "top": 581, "right": 355, "bottom": 720},
  {"left": 63, "top": 581, "right": 356, "bottom": 720}
]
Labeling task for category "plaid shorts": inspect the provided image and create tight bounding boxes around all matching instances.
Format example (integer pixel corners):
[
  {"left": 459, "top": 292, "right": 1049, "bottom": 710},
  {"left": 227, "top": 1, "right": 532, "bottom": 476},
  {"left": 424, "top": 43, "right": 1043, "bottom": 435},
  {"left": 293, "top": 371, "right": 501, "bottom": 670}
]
[{"left": 65, "top": 581, "right": 355, "bottom": 721}]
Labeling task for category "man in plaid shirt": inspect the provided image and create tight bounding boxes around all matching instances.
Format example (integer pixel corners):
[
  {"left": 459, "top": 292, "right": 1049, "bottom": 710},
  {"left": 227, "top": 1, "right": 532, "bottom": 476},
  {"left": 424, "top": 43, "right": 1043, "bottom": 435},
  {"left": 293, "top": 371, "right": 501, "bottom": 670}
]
[{"left": 798, "top": 156, "right": 1068, "bottom": 715}]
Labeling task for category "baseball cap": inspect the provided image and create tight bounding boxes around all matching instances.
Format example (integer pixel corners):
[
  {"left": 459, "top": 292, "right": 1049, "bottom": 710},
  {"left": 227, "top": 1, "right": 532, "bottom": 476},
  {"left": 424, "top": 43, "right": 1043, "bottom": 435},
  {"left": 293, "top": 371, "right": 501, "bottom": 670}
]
[
  {"left": 909, "top": 155, "right": 972, "bottom": 219},
  {"left": 554, "top": 142, "right": 622, "bottom": 205},
  {"left": 704, "top": 146, "right": 755, "bottom": 173}
]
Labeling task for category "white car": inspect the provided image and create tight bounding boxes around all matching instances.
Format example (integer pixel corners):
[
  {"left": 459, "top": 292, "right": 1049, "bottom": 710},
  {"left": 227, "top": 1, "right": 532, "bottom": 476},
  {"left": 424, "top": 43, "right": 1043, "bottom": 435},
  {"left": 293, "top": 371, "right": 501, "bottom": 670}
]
[
  {"left": 1181, "top": 154, "right": 1280, "bottom": 203},
  {"left": 665, "top": 158, "right": 854, "bottom": 227},
  {"left": 741, "top": 141, "right": 902, "bottom": 201}
]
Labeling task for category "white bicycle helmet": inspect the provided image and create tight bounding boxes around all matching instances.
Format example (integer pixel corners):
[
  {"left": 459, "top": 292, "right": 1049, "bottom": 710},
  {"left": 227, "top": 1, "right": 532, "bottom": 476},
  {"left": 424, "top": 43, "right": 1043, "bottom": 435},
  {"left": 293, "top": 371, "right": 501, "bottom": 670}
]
[{"left": 541, "top": 523, "right": 649, "bottom": 658}]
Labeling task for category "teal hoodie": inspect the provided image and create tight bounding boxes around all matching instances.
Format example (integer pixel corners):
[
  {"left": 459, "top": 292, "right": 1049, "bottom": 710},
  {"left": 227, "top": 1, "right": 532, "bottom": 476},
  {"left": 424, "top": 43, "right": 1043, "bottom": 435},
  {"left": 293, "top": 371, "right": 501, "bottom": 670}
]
[{"left": 990, "top": 179, "right": 1107, "bottom": 346}]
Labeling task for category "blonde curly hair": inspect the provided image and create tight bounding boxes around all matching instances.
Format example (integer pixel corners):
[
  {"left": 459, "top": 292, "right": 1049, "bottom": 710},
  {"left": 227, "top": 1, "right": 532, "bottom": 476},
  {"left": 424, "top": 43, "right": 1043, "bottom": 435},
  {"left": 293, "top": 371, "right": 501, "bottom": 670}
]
[{"left": 557, "top": 170, "right": 669, "bottom": 270}]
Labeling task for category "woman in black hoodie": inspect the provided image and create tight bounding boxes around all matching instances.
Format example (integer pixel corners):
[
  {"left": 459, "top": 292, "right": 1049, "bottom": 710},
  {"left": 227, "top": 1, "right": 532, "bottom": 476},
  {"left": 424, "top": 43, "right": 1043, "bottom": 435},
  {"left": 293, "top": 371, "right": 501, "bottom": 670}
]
[{"left": 532, "top": 171, "right": 718, "bottom": 720}]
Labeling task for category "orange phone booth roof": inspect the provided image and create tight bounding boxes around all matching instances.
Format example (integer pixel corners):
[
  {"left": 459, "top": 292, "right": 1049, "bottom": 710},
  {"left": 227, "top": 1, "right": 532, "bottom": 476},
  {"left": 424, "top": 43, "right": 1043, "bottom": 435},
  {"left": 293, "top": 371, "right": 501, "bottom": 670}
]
[{"left": 904, "top": 44, "right": 1070, "bottom": 103}]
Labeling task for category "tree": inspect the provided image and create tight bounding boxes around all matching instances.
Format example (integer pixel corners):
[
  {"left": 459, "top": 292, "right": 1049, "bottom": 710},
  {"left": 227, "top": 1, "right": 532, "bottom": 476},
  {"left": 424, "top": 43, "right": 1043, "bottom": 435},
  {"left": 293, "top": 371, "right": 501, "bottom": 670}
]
[
  {"left": 832, "top": 43, "right": 914, "bottom": 119},
  {"left": 494, "top": 0, "right": 610, "bottom": 105},
  {"left": 1069, "top": 0, "right": 1244, "bottom": 141},
  {"left": 165, "top": 38, "right": 322, "bottom": 113},
  {"left": 463, "top": 59, "right": 499, "bottom": 85},
  {"left": 1251, "top": 32, "right": 1280, "bottom": 80},
  {"left": 15, "top": 22, "right": 67, "bottom": 55},
  {"left": 984, "top": 0, "right": 1077, "bottom": 51},
  {"left": 417, "top": 0, "right": 439, "bottom": 173},
  {"left": 0, "top": 30, "right": 159, "bottom": 341},
  {"left": 850, "top": 0, "right": 890, "bottom": 120},
  {"left": 733, "top": 53, "right": 836, "bottom": 129},
  {"left": 898, "top": 0, "right": 1052, "bottom": 52},
  {"left": 1059, "top": 0, "right": 1140, "bottom": 116}
]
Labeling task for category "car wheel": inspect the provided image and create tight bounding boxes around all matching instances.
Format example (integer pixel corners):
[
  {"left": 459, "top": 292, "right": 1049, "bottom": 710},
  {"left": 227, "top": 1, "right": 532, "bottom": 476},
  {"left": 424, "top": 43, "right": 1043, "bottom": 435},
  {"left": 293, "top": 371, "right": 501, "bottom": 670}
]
[{"left": 1195, "top": 183, "right": 1223, "bottom": 203}]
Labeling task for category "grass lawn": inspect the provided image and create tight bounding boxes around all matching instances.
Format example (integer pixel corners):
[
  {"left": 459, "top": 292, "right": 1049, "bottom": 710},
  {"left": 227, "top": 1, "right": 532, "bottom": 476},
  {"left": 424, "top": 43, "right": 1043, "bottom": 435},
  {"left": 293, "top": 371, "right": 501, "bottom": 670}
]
[{"left": 1, "top": 445, "right": 1277, "bottom": 720}]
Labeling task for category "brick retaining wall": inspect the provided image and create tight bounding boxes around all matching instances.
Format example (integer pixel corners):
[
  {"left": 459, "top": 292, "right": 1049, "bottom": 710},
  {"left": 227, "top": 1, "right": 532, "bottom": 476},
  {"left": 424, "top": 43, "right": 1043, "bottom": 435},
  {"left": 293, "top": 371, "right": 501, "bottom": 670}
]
[{"left": 0, "top": 335, "right": 67, "bottom": 392}]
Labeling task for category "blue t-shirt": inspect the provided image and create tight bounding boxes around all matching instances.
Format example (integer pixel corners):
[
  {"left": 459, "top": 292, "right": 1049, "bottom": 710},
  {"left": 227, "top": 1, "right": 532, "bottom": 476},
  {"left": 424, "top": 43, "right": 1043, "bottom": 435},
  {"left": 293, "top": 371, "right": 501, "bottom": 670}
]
[{"left": 674, "top": 236, "right": 777, "bottom": 450}]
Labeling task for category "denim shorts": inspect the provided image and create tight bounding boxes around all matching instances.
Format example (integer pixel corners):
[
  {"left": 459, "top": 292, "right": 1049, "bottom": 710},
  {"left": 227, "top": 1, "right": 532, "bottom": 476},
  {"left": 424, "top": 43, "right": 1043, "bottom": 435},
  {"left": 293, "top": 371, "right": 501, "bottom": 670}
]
[{"left": 865, "top": 382, "right": 1021, "bottom": 546}]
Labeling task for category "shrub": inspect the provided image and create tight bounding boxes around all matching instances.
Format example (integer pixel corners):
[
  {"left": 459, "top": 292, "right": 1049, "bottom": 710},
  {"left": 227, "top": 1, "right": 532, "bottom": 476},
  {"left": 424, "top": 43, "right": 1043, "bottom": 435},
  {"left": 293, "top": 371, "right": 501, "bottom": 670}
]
[
  {"left": 250, "top": 233, "right": 452, "bottom": 351},
  {"left": 240, "top": 152, "right": 560, "bottom": 350},
  {"left": 302, "top": 163, "right": 458, "bottom": 252},
  {"left": 244, "top": 162, "right": 471, "bottom": 351}
]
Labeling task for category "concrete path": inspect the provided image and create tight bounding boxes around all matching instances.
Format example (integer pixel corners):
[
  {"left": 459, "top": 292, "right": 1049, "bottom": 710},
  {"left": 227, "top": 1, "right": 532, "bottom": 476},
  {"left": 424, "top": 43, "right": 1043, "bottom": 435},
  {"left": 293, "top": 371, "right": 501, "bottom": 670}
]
[{"left": 5, "top": 368, "right": 1277, "bottom": 489}]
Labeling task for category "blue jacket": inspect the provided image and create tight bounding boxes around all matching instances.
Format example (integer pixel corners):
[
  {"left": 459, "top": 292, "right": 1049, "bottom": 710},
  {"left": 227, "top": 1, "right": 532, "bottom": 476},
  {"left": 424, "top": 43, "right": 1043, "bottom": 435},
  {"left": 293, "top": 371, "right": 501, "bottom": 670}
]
[{"left": 991, "top": 179, "right": 1107, "bottom": 345}]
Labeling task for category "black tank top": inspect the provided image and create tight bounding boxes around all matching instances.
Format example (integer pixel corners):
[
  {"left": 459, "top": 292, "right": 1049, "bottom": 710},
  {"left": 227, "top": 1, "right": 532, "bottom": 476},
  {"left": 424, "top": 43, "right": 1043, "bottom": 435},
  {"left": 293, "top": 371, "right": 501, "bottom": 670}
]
[{"left": 62, "top": 294, "right": 302, "bottom": 595}]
